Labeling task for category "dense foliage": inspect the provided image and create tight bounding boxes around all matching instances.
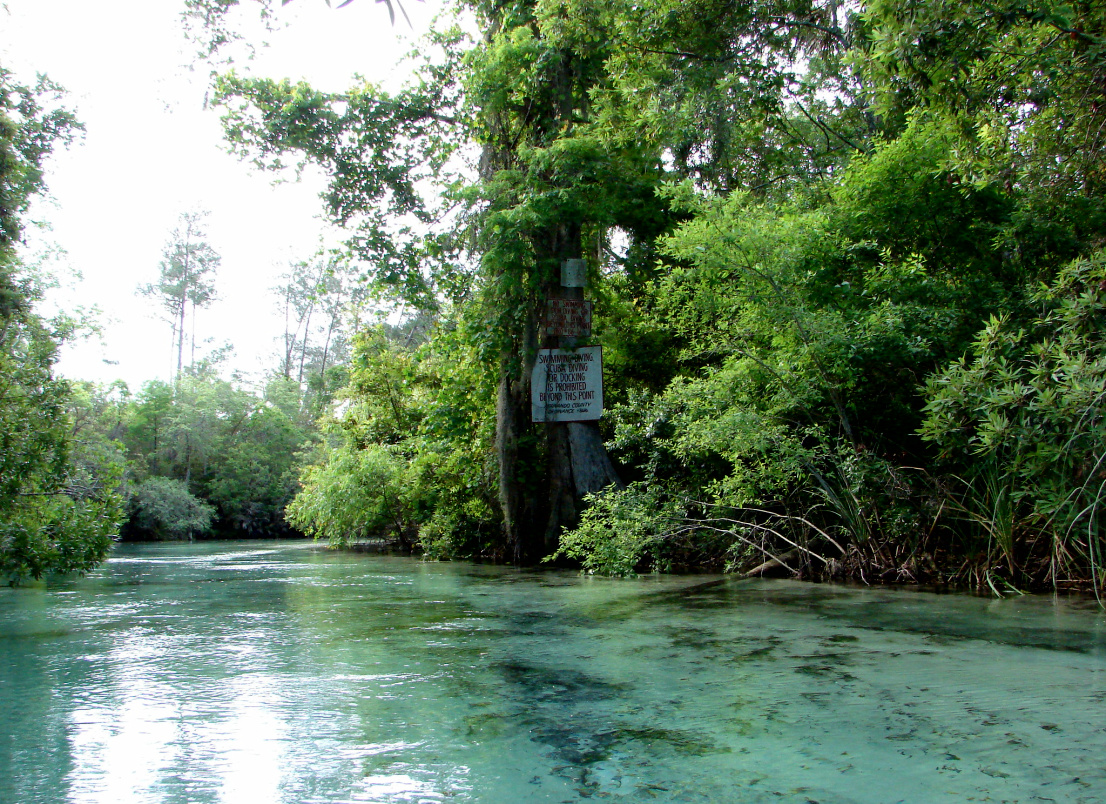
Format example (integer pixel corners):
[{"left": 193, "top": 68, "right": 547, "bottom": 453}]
[
  {"left": 0, "top": 67, "right": 124, "bottom": 583},
  {"left": 173, "top": 0, "right": 1106, "bottom": 593},
  {"left": 114, "top": 372, "right": 318, "bottom": 539},
  {"left": 9, "top": 0, "right": 1106, "bottom": 592},
  {"left": 286, "top": 322, "right": 499, "bottom": 556}
]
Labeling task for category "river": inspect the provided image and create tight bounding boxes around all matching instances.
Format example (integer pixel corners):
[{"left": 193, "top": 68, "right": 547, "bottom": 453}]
[{"left": 1, "top": 540, "right": 1105, "bottom": 803}]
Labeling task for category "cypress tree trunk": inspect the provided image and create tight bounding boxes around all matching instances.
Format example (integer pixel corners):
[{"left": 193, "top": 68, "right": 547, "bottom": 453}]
[
  {"left": 496, "top": 314, "right": 541, "bottom": 563},
  {"left": 496, "top": 224, "right": 623, "bottom": 563}
]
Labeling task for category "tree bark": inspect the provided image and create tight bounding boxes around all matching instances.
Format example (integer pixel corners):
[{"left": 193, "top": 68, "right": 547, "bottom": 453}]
[
  {"left": 496, "top": 306, "right": 541, "bottom": 563},
  {"left": 567, "top": 421, "right": 622, "bottom": 498}
]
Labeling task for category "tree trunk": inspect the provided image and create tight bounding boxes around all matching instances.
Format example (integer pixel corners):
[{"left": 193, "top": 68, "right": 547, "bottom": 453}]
[
  {"left": 176, "top": 302, "right": 185, "bottom": 383},
  {"left": 538, "top": 308, "right": 624, "bottom": 552},
  {"left": 497, "top": 225, "right": 623, "bottom": 563},
  {"left": 496, "top": 341, "right": 541, "bottom": 563},
  {"left": 297, "top": 304, "right": 313, "bottom": 385},
  {"left": 567, "top": 421, "right": 622, "bottom": 498},
  {"left": 318, "top": 295, "right": 341, "bottom": 401}
]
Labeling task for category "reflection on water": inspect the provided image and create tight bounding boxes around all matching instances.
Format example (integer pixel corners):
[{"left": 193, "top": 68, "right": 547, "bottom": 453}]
[{"left": 2, "top": 541, "right": 1105, "bottom": 803}]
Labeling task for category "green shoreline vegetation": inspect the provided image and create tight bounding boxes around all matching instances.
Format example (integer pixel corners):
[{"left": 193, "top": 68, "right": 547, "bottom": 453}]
[{"left": 4, "top": 0, "right": 1106, "bottom": 594}]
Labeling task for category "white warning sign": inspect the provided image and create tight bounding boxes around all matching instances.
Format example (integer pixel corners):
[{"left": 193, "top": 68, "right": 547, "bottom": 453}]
[{"left": 531, "top": 346, "right": 603, "bottom": 422}]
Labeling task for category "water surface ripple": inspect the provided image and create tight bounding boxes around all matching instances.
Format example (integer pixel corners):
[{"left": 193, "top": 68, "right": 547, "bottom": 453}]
[{"left": 2, "top": 541, "right": 1105, "bottom": 803}]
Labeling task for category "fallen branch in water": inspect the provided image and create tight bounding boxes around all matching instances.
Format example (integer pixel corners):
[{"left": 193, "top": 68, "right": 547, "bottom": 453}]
[{"left": 744, "top": 548, "right": 799, "bottom": 577}]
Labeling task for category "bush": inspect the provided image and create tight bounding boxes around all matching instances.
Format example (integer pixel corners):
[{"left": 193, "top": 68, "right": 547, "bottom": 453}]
[
  {"left": 285, "top": 444, "right": 409, "bottom": 546},
  {"left": 920, "top": 250, "right": 1106, "bottom": 586},
  {"left": 551, "top": 482, "right": 685, "bottom": 575},
  {"left": 127, "top": 477, "right": 214, "bottom": 541}
]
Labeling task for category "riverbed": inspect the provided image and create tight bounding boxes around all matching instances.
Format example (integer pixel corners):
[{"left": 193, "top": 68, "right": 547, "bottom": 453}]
[{"left": 2, "top": 540, "right": 1104, "bottom": 803}]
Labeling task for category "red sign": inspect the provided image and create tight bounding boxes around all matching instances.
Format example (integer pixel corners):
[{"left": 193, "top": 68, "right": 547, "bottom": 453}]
[{"left": 543, "top": 299, "right": 592, "bottom": 337}]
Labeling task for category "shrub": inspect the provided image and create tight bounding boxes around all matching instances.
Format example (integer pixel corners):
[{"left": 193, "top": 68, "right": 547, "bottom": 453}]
[{"left": 127, "top": 476, "right": 214, "bottom": 540}]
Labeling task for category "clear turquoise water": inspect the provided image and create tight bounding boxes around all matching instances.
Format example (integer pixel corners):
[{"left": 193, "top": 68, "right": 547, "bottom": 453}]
[{"left": 2, "top": 540, "right": 1105, "bottom": 803}]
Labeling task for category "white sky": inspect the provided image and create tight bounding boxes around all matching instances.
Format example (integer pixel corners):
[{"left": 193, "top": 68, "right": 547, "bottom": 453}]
[{"left": 0, "top": 0, "right": 437, "bottom": 391}]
